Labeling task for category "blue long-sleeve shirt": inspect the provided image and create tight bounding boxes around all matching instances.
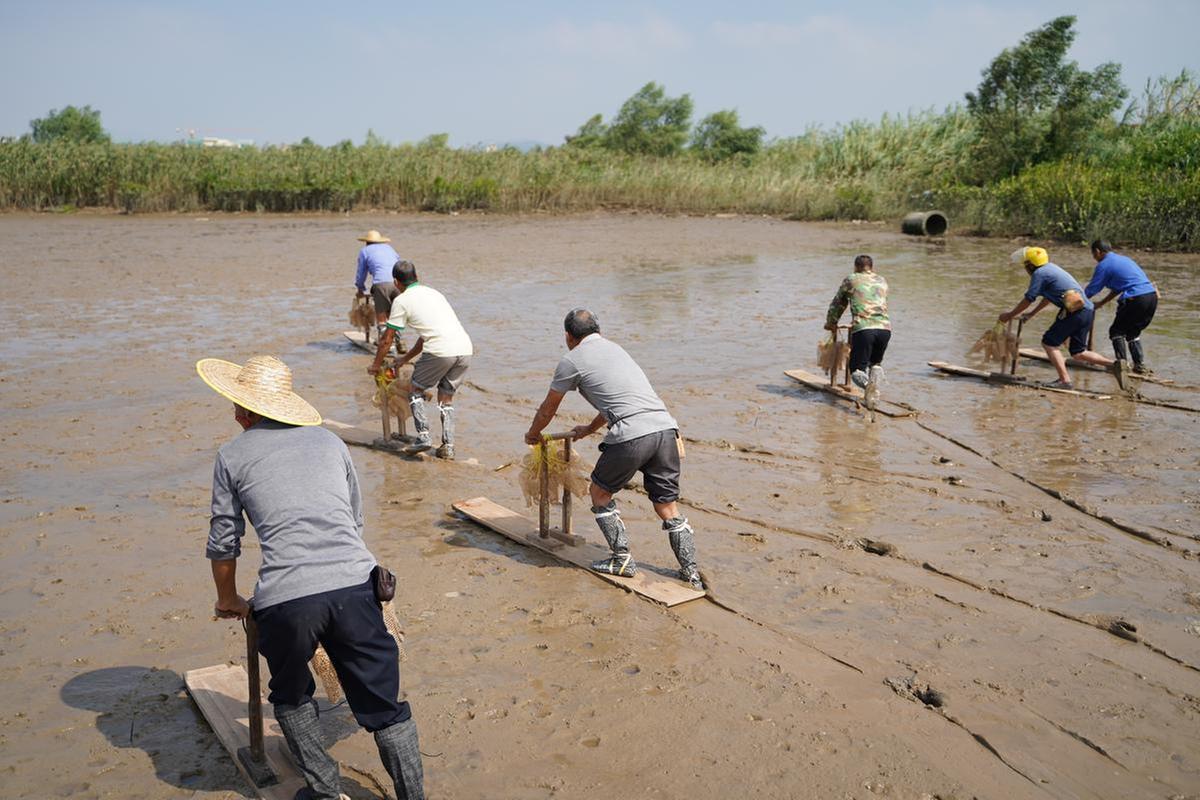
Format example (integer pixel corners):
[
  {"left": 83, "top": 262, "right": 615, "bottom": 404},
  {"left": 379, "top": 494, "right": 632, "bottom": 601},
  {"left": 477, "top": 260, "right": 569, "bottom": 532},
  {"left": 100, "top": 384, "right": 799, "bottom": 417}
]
[
  {"left": 354, "top": 243, "right": 401, "bottom": 292},
  {"left": 207, "top": 420, "right": 376, "bottom": 609},
  {"left": 1084, "top": 252, "right": 1155, "bottom": 301}
]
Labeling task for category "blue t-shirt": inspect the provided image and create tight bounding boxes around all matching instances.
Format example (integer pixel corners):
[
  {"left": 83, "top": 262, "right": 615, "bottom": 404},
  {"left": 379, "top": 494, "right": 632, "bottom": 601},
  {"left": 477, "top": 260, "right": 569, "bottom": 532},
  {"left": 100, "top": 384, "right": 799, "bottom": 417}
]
[
  {"left": 1084, "top": 252, "right": 1155, "bottom": 300},
  {"left": 1025, "top": 263, "right": 1094, "bottom": 311},
  {"left": 354, "top": 243, "right": 401, "bottom": 292}
]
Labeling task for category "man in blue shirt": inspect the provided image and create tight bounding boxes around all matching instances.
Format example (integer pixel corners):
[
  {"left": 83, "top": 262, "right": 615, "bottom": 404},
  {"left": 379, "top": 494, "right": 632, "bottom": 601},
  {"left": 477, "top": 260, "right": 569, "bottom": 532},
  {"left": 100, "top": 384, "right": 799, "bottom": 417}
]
[
  {"left": 998, "top": 246, "right": 1120, "bottom": 390},
  {"left": 355, "top": 230, "right": 402, "bottom": 345},
  {"left": 1085, "top": 240, "right": 1158, "bottom": 375}
]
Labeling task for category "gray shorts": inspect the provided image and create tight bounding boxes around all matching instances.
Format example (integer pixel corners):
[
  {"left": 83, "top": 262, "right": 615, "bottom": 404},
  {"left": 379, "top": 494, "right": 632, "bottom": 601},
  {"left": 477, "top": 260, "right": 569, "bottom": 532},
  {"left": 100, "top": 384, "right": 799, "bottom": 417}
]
[
  {"left": 370, "top": 281, "right": 399, "bottom": 316},
  {"left": 411, "top": 353, "right": 470, "bottom": 395},
  {"left": 591, "top": 429, "right": 680, "bottom": 504}
]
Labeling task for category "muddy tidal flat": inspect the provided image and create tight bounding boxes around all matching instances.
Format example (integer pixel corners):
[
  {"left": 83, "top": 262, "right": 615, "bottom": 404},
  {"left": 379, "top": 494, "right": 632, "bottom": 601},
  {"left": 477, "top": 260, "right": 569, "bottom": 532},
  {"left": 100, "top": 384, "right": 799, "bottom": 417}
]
[{"left": 1, "top": 211, "right": 1199, "bottom": 799}]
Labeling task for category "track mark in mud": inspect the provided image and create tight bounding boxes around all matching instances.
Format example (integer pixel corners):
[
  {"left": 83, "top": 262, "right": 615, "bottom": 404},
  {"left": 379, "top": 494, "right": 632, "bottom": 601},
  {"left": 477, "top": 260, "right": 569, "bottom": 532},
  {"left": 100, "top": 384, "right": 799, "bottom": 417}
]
[
  {"left": 920, "top": 562, "right": 1200, "bottom": 674},
  {"left": 912, "top": 418, "right": 1199, "bottom": 555},
  {"left": 884, "top": 676, "right": 1044, "bottom": 788},
  {"left": 1026, "top": 709, "right": 1127, "bottom": 770}
]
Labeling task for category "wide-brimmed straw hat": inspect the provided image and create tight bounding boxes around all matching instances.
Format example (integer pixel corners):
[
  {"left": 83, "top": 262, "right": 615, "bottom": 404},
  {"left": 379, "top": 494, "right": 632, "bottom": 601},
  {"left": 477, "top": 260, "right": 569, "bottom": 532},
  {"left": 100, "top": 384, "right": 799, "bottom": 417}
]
[
  {"left": 196, "top": 355, "right": 322, "bottom": 426},
  {"left": 357, "top": 229, "right": 390, "bottom": 243}
]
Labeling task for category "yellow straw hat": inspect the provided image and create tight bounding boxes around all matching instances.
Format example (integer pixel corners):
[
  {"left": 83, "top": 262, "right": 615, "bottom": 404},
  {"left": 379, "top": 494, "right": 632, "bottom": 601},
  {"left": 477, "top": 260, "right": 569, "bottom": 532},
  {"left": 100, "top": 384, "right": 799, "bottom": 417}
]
[
  {"left": 196, "top": 355, "right": 322, "bottom": 426},
  {"left": 357, "top": 229, "right": 390, "bottom": 243}
]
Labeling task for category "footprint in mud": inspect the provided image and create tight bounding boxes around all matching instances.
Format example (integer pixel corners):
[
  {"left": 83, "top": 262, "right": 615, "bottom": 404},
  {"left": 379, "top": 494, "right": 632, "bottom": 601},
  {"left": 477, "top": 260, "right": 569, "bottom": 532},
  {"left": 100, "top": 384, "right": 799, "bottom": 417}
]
[{"left": 580, "top": 736, "right": 601, "bottom": 748}]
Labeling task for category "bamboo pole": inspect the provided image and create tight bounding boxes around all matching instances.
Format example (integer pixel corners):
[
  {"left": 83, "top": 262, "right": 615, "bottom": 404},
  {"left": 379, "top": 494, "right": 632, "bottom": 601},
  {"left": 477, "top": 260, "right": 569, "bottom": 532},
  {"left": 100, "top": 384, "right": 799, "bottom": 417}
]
[{"left": 561, "top": 437, "right": 573, "bottom": 536}]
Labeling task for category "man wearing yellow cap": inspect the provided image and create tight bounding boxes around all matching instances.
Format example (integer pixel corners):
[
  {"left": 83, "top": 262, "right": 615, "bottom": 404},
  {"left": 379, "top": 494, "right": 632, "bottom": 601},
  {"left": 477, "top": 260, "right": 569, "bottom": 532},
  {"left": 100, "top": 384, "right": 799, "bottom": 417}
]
[
  {"left": 998, "top": 246, "right": 1120, "bottom": 390},
  {"left": 355, "top": 230, "right": 402, "bottom": 345},
  {"left": 196, "top": 355, "right": 425, "bottom": 800}
]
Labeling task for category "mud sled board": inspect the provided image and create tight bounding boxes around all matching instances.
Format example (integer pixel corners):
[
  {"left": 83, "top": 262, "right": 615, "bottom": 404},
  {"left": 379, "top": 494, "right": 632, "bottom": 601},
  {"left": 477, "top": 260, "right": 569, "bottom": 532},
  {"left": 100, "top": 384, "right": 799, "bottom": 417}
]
[
  {"left": 1017, "top": 348, "right": 1185, "bottom": 389},
  {"left": 185, "top": 664, "right": 312, "bottom": 799},
  {"left": 453, "top": 496, "right": 706, "bottom": 607},
  {"left": 342, "top": 330, "right": 376, "bottom": 353},
  {"left": 784, "top": 369, "right": 915, "bottom": 418},
  {"left": 927, "top": 361, "right": 1113, "bottom": 400}
]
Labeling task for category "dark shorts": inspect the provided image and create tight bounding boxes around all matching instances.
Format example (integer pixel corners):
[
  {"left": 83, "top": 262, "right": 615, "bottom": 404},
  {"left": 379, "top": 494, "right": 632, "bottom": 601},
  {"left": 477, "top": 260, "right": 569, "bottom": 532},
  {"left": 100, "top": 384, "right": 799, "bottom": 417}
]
[
  {"left": 254, "top": 577, "right": 409, "bottom": 732},
  {"left": 410, "top": 353, "right": 470, "bottom": 395},
  {"left": 370, "top": 281, "right": 399, "bottom": 316},
  {"left": 591, "top": 429, "right": 681, "bottom": 505},
  {"left": 1042, "top": 306, "right": 1094, "bottom": 355},
  {"left": 1109, "top": 291, "right": 1157, "bottom": 341},
  {"left": 849, "top": 328, "right": 891, "bottom": 373}
]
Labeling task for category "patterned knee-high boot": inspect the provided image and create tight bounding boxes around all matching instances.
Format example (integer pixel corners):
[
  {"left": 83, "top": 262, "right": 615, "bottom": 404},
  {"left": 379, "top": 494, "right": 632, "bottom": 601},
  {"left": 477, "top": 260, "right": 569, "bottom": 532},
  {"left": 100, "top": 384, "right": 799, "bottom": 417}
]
[
  {"left": 589, "top": 501, "right": 637, "bottom": 577},
  {"left": 663, "top": 517, "right": 704, "bottom": 590}
]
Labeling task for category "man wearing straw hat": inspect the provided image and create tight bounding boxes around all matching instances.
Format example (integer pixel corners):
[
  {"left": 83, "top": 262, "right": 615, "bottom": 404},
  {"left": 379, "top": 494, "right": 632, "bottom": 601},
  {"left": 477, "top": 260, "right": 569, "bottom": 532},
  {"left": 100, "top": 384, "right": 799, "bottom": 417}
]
[
  {"left": 197, "top": 354, "right": 424, "bottom": 800},
  {"left": 354, "top": 229, "right": 402, "bottom": 345},
  {"left": 523, "top": 308, "right": 704, "bottom": 591}
]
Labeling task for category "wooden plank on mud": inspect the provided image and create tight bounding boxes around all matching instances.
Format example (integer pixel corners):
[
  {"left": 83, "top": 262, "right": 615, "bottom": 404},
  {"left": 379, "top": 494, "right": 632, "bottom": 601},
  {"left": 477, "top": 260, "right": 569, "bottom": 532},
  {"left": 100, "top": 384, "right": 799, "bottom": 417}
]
[
  {"left": 783, "top": 369, "right": 914, "bottom": 418},
  {"left": 1018, "top": 347, "right": 1183, "bottom": 388},
  {"left": 928, "top": 361, "right": 1112, "bottom": 400},
  {"left": 184, "top": 664, "right": 305, "bottom": 800},
  {"left": 453, "top": 496, "right": 706, "bottom": 607},
  {"left": 343, "top": 330, "right": 376, "bottom": 353}
]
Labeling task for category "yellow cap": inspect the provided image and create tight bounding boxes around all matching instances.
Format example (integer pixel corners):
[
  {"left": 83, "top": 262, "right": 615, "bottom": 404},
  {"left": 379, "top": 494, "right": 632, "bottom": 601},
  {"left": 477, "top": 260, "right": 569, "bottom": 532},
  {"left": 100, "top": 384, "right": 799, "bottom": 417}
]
[{"left": 1010, "top": 246, "right": 1049, "bottom": 267}]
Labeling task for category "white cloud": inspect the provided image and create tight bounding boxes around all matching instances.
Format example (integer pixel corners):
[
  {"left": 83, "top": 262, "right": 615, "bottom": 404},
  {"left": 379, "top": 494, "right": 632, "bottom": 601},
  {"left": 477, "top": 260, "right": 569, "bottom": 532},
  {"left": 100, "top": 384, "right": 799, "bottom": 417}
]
[{"left": 543, "top": 15, "right": 691, "bottom": 59}]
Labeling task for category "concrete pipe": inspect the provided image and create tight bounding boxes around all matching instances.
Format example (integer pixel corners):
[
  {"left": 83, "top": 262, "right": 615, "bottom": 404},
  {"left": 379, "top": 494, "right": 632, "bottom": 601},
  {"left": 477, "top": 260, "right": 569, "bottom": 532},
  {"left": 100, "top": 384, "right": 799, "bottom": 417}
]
[{"left": 901, "top": 211, "right": 948, "bottom": 236}]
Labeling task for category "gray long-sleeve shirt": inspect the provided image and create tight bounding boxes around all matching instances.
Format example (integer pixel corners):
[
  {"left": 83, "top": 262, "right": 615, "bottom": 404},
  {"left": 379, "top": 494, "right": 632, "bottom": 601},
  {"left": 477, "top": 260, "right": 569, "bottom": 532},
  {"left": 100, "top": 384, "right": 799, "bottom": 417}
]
[{"left": 207, "top": 419, "right": 376, "bottom": 609}]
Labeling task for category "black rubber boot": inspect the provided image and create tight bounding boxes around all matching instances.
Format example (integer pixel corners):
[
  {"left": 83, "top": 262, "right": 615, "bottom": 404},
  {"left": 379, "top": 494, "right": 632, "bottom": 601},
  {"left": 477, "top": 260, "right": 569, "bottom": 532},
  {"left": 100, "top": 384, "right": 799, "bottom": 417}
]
[
  {"left": 663, "top": 517, "right": 703, "bottom": 590},
  {"left": 1129, "top": 338, "right": 1150, "bottom": 373},
  {"left": 274, "top": 700, "right": 342, "bottom": 800},
  {"left": 1111, "top": 335, "right": 1129, "bottom": 362},
  {"left": 373, "top": 718, "right": 425, "bottom": 800}
]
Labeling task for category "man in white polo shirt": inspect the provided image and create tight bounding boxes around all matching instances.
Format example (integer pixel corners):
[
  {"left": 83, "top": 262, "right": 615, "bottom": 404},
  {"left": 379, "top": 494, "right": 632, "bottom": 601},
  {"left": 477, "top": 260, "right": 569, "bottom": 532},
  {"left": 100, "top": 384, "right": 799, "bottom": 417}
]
[{"left": 368, "top": 261, "right": 473, "bottom": 459}]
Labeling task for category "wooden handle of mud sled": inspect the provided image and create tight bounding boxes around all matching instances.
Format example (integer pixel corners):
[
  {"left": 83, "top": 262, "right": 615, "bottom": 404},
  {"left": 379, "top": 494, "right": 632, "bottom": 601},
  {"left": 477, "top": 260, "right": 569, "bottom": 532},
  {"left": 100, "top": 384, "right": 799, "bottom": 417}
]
[
  {"left": 243, "top": 615, "right": 265, "bottom": 763},
  {"left": 1009, "top": 318, "right": 1024, "bottom": 376},
  {"left": 538, "top": 432, "right": 576, "bottom": 539}
]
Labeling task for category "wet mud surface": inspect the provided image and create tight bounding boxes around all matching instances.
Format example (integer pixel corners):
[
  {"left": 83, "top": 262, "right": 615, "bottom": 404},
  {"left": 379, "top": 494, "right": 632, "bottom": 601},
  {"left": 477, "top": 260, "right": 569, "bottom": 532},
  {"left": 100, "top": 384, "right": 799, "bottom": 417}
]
[{"left": 1, "top": 211, "right": 1198, "bottom": 799}]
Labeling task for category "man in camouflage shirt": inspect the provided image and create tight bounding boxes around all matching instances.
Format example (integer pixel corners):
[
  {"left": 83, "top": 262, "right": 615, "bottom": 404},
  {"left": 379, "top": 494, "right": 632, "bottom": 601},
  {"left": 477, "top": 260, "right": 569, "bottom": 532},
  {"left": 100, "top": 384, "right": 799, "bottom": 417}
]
[{"left": 825, "top": 254, "right": 891, "bottom": 408}]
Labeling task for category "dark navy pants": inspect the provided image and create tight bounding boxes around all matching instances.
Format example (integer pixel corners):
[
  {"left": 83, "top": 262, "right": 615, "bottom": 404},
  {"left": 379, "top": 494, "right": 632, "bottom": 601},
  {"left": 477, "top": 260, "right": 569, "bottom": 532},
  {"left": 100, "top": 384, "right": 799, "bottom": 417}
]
[{"left": 254, "top": 577, "right": 410, "bottom": 732}]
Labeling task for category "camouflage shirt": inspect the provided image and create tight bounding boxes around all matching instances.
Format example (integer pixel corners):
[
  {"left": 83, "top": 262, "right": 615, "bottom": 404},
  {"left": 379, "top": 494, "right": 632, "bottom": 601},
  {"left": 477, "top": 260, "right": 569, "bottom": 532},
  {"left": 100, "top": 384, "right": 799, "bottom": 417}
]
[{"left": 826, "top": 272, "right": 890, "bottom": 333}]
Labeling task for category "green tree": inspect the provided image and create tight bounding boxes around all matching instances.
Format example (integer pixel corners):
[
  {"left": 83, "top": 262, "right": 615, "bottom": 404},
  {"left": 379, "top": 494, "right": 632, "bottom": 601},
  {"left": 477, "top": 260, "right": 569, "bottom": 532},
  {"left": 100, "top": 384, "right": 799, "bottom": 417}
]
[
  {"left": 965, "top": 16, "right": 1126, "bottom": 180},
  {"left": 565, "top": 114, "right": 607, "bottom": 148},
  {"left": 690, "top": 110, "right": 765, "bottom": 162},
  {"left": 417, "top": 133, "right": 449, "bottom": 149},
  {"left": 29, "top": 105, "right": 110, "bottom": 144},
  {"left": 603, "top": 82, "right": 693, "bottom": 156}
]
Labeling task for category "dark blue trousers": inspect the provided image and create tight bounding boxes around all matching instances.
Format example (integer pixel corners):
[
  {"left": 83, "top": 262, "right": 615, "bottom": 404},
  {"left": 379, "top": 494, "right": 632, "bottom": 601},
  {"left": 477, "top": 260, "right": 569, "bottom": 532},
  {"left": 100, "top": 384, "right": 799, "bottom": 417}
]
[{"left": 254, "top": 577, "right": 410, "bottom": 732}]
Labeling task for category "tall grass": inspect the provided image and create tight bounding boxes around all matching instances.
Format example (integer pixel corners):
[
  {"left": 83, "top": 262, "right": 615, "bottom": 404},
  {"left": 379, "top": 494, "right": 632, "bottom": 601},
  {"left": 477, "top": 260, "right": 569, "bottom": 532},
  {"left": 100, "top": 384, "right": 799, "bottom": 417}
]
[{"left": 1, "top": 104, "right": 1197, "bottom": 249}]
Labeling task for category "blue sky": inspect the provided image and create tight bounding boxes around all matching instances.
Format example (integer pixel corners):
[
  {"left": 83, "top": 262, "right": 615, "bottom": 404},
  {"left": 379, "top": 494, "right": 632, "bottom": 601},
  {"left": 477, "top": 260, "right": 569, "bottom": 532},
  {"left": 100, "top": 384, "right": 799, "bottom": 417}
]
[{"left": 1, "top": 1, "right": 1196, "bottom": 146}]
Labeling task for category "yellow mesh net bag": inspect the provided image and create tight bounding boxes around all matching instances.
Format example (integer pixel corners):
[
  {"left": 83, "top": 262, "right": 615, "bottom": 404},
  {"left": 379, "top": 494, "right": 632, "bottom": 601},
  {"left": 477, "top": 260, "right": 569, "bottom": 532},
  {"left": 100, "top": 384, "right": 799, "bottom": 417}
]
[
  {"left": 967, "top": 322, "right": 1020, "bottom": 366},
  {"left": 518, "top": 440, "right": 592, "bottom": 508},
  {"left": 310, "top": 600, "right": 406, "bottom": 704},
  {"left": 371, "top": 366, "right": 413, "bottom": 422},
  {"left": 816, "top": 335, "right": 850, "bottom": 375}
]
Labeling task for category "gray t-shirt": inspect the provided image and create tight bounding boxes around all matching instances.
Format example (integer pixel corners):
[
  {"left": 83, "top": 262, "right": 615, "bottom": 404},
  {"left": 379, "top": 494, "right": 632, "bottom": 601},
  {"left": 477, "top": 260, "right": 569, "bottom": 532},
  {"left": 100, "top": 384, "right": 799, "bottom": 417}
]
[
  {"left": 207, "top": 420, "right": 377, "bottom": 609},
  {"left": 550, "top": 334, "right": 678, "bottom": 444}
]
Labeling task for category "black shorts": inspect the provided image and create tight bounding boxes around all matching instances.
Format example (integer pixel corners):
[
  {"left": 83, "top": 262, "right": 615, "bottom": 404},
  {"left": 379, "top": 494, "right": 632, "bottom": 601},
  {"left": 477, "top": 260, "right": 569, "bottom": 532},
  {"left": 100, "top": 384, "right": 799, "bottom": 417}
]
[
  {"left": 1042, "top": 306, "right": 1094, "bottom": 355},
  {"left": 849, "top": 328, "right": 891, "bottom": 373},
  {"left": 370, "top": 281, "right": 399, "bottom": 316},
  {"left": 591, "top": 429, "right": 681, "bottom": 505},
  {"left": 1109, "top": 292, "right": 1157, "bottom": 341}
]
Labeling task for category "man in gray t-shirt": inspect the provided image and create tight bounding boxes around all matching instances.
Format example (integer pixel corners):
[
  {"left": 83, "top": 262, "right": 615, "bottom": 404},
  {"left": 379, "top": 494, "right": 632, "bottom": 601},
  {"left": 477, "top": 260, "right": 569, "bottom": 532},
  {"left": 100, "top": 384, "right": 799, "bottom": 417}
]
[
  {"left": 524, "top": 308, "right": 704, "bottom": 590},
  {"left": 198, "top": 354, "right": 424, "bottom": 800}
]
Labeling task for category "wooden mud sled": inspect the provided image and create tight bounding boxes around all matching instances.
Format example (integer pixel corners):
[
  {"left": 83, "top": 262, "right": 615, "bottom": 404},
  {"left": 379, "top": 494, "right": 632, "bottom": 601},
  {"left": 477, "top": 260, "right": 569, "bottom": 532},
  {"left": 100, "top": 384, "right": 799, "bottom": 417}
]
[
  {"left": 186, "top": 618, "right": 317, "bottom": 799},
  {"left": 342, "top": 329, "right": 377, "bottom": 353},
  {"left": 454, "top": 433, "right": 706, "bottom": 607},
  {"left": 928, "top": 361, "right": 1113, "bottom": 400},
  {"left": 1017, "top": 347, "right": 1188, "bottom": 389},
  {"left": 784, "top": 369, "right": 915, "bottom": 419}
]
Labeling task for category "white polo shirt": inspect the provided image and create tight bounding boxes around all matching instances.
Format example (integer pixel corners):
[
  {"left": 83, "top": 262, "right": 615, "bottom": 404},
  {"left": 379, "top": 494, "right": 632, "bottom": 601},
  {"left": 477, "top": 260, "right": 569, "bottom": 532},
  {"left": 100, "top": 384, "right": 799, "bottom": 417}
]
[{"left": 386, "top": 283, "right": 473, "bottom": 358}]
